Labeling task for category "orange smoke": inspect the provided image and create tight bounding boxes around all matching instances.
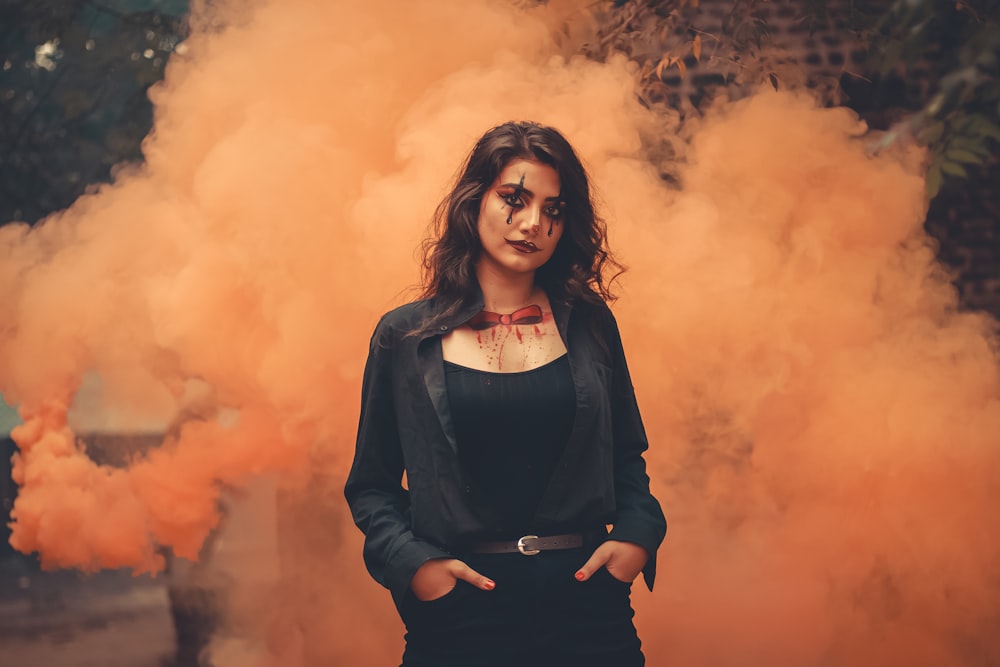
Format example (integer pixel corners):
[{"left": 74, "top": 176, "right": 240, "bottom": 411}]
[
  {"left": 611, "top": 91, "right": 1000, "bottom": 667},
  {"left": 1, "top": 1, "right": 998, "bottom": 666}
]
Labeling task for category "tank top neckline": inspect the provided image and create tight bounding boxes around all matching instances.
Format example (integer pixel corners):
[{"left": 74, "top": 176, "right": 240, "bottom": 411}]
[{"left": 443, "top": 353, "right": 568, "bottom": 376}]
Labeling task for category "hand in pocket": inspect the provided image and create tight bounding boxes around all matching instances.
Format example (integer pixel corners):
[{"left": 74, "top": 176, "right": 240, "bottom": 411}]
[{"left": 410, "top": 558, "right": 496, "bottom": 601}]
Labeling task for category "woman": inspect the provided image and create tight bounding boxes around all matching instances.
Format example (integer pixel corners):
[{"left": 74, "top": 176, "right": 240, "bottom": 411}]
[{"left": 344, "top": 121, "right": 666, "bottom": 666}]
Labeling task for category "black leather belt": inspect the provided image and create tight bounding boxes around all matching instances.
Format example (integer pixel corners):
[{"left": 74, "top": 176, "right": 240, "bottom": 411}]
[{"left": 470, "top": 532, "right": 591, "bottom": 556}]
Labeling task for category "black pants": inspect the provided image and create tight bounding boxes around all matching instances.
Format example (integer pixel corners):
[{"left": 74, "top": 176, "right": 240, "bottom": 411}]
[{"left": 395, "top": 547, "right": 644, "bottom": 667}]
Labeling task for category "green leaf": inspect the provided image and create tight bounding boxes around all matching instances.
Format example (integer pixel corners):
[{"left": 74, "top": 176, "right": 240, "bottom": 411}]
[
  {"left": 926, "top": 165, "right": 943, "bottom": 199},
  {"left": 945, "top": 148, "right": 985, "bottom": 164},
  {"left": 917, "top": 121, "right": 944, "bottom": 145},
  {"left": 950, "top": 136, "right": 992, "bottom": 155},
  {"left": 941, "top": 161, "right": 968, "bottom": 178}
]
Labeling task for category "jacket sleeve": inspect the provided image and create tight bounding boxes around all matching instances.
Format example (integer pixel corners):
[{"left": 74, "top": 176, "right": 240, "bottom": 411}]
[
  {"left": 603, "top": 310, "right": 668, "bottom": 591},
  {"left": 344, "top": 316, "right": 451, "bottom": 601}
]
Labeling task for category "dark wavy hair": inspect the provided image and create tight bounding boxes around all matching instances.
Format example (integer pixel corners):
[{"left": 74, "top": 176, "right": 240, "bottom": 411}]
[{"left": 417, "top": 121, "right": 622, "bottom": 333}]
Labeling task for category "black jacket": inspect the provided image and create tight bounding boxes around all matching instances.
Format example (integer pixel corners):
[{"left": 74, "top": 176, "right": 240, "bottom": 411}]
[{"left": 344, "top": 292, "right": 667, "bottom": 602}]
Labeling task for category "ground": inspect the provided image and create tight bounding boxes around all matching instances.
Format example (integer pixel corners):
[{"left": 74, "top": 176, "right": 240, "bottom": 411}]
[{"left": 0, "top": 558, "right": 178, "bottom": 667}]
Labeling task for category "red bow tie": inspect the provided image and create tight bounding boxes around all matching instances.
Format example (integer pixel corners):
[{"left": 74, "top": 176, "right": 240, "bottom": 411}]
[{"left": 466, "top": 304, "right": 543, "bottom": 330}]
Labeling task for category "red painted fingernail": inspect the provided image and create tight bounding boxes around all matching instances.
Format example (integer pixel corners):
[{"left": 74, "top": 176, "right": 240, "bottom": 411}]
[
  {"left": 575, "top": 571, "right": 585, "bottom": 581},
  {"left": 484, "top": 580, "right": 495, "bottom": 590}
]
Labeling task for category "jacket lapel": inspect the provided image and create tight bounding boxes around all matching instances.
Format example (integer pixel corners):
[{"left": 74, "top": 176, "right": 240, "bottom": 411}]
[
  {"left": 418, "top": 334, "right": 457, "bottom": 455},
  {"left": 417, "top": 295, "right": 484, "bottom": 456}
]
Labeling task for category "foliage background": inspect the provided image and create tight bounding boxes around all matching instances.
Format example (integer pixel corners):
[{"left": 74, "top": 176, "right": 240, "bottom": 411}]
[{"left": 0, "top": 0, "right": 187, "bottom": 223}]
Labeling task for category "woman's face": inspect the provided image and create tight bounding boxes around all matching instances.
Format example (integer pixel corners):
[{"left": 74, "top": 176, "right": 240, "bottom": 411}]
[{"left": 476, "top": 158, "right": 565, "bottom": 280}]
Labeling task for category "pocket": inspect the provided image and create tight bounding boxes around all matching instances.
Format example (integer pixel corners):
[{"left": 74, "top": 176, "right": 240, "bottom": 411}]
[
  {"left": 413, "top": 580, "right": 464, "bottom": 605},
  {"left": 597, "top": 566, "right": 633, "bottom": 587},
  {"left": 400, "top": 580, "right": 468, "bottom": 616},
  {"left": 399, "top": 580, "right": 473, "bottom": 631}
]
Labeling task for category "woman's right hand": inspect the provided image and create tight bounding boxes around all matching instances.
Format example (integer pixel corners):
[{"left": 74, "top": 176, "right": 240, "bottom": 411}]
[{"left": 410, "top": 558, "right": 496, "bottom": 601}]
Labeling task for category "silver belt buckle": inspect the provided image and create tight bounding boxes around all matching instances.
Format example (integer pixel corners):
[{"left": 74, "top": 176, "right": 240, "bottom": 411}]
[{"left": 517, "top": 535, "right": 540, "bottom": 556}]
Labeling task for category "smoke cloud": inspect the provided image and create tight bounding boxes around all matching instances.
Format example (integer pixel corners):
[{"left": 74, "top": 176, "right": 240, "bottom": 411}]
[{"left": 1, "top": 1, "right": 997, "bottom": 666}]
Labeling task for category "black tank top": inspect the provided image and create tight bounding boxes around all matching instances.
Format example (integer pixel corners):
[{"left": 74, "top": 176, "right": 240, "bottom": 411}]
[{"left": 444, "top": 355, "right": 576, "bottom": 536}]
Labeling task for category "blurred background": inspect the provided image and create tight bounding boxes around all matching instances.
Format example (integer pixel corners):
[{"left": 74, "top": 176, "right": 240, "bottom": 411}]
[{"left": 1, "top": 0, "right": 998, "bottom": 665}]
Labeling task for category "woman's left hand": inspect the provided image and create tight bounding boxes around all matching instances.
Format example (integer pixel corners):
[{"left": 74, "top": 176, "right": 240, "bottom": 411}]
[{"left": 575, "top": 539, "right": 648, "bottom": 584}]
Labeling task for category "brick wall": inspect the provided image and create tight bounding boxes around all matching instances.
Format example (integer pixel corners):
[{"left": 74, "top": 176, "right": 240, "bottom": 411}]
[{"left": 655, "top": 0, "right": 1000, "bottom": 319}]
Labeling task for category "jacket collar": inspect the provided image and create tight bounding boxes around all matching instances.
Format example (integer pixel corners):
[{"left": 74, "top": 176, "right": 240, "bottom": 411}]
[{"left": 434, "top": 292, "right": 486, "bottom": 337}]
